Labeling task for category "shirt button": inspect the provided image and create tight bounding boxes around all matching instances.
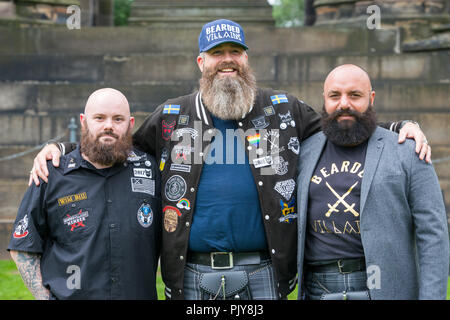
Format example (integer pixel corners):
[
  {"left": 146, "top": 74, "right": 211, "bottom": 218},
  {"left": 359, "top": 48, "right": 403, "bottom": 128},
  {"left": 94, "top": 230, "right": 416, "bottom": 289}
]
[
  {"left": 180, "top": 256, "right": 184, "bottom": 261},
  {"left": 258, "top": 181, "right": 263, "bottom": 186},
  {"left": 271, "top": 249, "right": 276, "bottom": 254},
  {"left": 107, "top": 199, "right": 113, "bottom": 203},
  {"left": 185, "top": 222, "right": 190, "bottom": 227},
  {"left": 238, "top": 122, "right": 243, "bottom": 127},
  {"left": 265, "top": 215, "right": 270, "bottom": 220},
  {"left": 190, "top": 187, "right": 195, "bottom": 192},
  {"left": 199, "top": 152, "right": 204, "bottom": 157}
]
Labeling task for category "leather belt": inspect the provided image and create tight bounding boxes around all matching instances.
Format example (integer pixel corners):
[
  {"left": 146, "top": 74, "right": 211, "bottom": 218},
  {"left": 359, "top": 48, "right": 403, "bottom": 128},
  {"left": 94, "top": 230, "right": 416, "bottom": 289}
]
[
  {"left": 306, "top": 258, "right": 366, "bottom": 274},
  {"left": 187, "top": 251, "right": 270, "bottom": 270}
]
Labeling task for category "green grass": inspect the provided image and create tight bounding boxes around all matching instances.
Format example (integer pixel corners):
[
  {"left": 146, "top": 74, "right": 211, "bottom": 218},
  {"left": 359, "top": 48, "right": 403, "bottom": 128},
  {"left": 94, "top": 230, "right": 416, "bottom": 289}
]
[{"left": 0, "top": 259, "right": 447, "bottom": 300}]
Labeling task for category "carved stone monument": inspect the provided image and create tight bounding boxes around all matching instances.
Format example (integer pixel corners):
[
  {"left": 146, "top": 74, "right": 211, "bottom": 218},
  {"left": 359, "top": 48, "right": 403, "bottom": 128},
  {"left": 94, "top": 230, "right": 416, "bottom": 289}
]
[
  {"left": 128, "top": 0, "right": 275, "bottom": 27},
  {"left": 311, "top": 0, "right": 450, "bottom": 51}
]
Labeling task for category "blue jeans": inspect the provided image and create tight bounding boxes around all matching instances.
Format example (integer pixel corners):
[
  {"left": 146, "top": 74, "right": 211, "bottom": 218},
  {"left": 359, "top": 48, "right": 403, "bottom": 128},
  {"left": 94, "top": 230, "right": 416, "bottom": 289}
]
[
  {"left": 183, "top": 259, "right": 278, "bottom": 300},
  {"left": 304, "top": 270, "right": 368, "bottom": 300}
]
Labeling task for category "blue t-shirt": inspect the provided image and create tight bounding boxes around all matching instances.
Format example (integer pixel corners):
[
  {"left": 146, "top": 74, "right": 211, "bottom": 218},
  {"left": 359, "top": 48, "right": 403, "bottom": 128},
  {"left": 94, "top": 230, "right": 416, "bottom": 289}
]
[{"left": 188, "top": 116, "right": 268, "bottom": 252}]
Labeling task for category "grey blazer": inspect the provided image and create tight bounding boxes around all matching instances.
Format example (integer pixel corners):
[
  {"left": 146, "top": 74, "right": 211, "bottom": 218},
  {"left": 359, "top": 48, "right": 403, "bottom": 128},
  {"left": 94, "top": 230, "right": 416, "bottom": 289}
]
[{"left": 297, "top": 127, "right": 449, "bottom": 299}]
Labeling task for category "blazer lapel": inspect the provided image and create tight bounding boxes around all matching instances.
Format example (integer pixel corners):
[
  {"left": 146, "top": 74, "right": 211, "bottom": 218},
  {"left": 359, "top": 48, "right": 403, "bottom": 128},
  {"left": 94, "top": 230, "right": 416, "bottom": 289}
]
[
  {"left": 298, "top": 133, "right": 327, "bottom": 219},
  {"left": 360, "top": 128, "right": 385, "bottom": 214}
]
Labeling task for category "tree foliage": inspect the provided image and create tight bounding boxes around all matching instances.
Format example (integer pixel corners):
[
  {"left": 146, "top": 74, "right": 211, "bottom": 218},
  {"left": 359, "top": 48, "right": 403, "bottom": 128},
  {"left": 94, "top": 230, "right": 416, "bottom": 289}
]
[{"left": 271, "top": 0, "right": 305, "bottom": 27}]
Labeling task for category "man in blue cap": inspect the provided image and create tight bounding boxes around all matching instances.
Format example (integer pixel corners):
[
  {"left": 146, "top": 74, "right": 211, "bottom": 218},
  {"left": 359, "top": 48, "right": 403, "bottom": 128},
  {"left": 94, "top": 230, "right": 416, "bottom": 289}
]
[{"left": 30, "top": 19, "right": 431, "bottom": 300}]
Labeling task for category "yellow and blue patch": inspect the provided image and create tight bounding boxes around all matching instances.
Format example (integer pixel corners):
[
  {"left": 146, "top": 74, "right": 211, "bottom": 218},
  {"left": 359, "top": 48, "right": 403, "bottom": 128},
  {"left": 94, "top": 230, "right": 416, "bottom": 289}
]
[
  {"left": 163, "top": 104, "right": 181, "bottom": 114},
  {"left": 270, "top": 94, "right": 288, "bottom": 105}
]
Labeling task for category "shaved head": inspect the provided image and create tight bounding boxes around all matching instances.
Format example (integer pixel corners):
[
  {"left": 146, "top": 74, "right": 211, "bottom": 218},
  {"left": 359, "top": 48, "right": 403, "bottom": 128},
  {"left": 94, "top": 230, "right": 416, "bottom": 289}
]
[
  {"left": 84, "top": 88, "right": 130, "bottom": 116},
  {"left": 324, "top": 64, "right": 373, "bottom": 95}
]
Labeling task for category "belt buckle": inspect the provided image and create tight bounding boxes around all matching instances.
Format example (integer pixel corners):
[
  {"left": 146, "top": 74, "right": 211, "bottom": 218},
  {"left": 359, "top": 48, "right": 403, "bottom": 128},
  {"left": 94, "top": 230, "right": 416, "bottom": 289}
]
[
  {"left": 210, "top": 252, "right": 233, "bottom": 270},
  {"left": 337, "top": 259, "right": 350, "bottom": 274}
]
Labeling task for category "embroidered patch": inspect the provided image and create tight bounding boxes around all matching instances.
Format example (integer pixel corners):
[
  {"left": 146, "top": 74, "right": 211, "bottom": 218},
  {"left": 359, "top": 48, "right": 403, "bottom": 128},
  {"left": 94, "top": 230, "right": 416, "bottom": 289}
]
[
  {"left": 271, "top": 156, "right": 289, "bottom": 175},
  {"left": 163, "top": 104, "right": 180, "bottom": 114},
  {"left": 253, "top": 155, "right": 273, "bottom": 168},
  {"left": 131, "top": 177, "right": 156, "bottom": 196},
  {"left": 176, "top": 128, "right": 199, "bottom": 140},
  {"left": 263, "top": 129, "right": 285, "bottom": 155},
  {"left": 162, "top": 120, "right": 176, "bottom": 140},
  {"left": 63, "top": 209, "right": 89, "bottom": 231},
  {"left": 271, "top": 94, "right": 288, "bottom": 105},
  {"left": 137, "top": 202, "right": 153, "bottom": 228},
  {"left": 263, "top": 105, "right": 275, "bottom": 116},
  {"left": 178, "top": 115, "right": 190, "bottom": 125},
  {"left": 274, "top": 179, "right": 296, "bottom": 201},
  {"left": 133, "top": 168, "right": 152, "bottom": 178},
  {"left": 247, "top": 133, "right": 261, "bottom": 147},
  {"left": 170, "top": 163, "right": 191, "bottom": 173},
  {"left": 58, "top": 192, "right": 87, "bottom": 206},
  {"left": 176, "top": 198, "right": 191, "bottom": 210},
  {"left": 287, "top": 137, "right": 300, "bottom": 155},
  {"left": 67, "top": 158, "right": 76, "bottom": 168},
  {"left": 160, "top": 148, "right": 169, "bottom": 172},
  {"left": 279, "top": 197, "right": 297, "bottom": 223},
  {"left": 278, "top": 111, "right": 296, "bottom": 130},
  {"left": 13, "top": 215, "right": 29, "bottom": 239},
  {"left": 163, "top": 206, "right": 181, "bottom": 233},
  {"left": 127, "top": 151, "right": 142, "bottom": 162},
  {"left": 165, "top": 175, "right": 187, "bottom": 202},
  {"left": 251, "top": 115, "right": 269, "bottom": 129}
]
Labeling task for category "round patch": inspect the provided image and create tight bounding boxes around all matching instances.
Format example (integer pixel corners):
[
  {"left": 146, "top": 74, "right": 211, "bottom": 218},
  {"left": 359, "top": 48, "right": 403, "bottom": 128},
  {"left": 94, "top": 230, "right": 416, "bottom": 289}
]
[
  {"left": 165, "top": 175, "right": 187, "bottom": 202},
  {"left": 163, "top": 206, "right": 181, "bottom": 233},
  {"left": 137, "top": 202, "right": 153, "bottom": 228}
]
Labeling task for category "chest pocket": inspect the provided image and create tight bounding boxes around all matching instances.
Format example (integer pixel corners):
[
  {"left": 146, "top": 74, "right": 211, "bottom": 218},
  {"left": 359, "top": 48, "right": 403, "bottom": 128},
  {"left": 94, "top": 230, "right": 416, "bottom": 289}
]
[{"left": 54, "top": 201, "right": 98, "bottom": 245}]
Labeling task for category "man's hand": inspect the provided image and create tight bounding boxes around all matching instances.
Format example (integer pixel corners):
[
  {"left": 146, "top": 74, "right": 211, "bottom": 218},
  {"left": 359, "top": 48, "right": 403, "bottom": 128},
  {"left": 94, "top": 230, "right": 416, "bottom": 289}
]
[
  {"left": 28, "top": 143, "right": 62, "bottom": 186},
  {"left": 398, "top": 122, "right": 431, "bottom": 163}
]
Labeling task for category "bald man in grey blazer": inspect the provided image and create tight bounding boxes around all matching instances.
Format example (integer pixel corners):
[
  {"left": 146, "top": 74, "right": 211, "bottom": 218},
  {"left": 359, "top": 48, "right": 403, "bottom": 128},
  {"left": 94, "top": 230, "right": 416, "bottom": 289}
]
[{"left": 296, "top": 64, "right": 449, "bottom": 300}]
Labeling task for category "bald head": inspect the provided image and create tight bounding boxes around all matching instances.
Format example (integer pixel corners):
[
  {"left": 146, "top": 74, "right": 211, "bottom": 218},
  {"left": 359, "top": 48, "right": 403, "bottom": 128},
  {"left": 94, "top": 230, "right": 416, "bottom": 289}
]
[
  {"left": 324, "top": 64, "right": 373, "bottom": 95},
  {"left": 84, "top": 88, "right": 130, "bottom": 116}
]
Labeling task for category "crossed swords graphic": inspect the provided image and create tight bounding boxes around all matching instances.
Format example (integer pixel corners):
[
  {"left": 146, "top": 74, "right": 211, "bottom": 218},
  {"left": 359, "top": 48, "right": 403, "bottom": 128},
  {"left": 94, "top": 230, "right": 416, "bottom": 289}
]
[{"left": 325, "top": 181, "right": 360, "bottom": 218}]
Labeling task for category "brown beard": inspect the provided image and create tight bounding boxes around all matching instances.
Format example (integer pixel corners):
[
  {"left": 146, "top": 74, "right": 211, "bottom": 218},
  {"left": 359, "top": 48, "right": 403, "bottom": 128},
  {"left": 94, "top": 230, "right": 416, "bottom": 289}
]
[
  {"left": 80, "top": 121, "right": 133, "bottom": 166},
  {"left": 199, "top": 60, "right": 257, "bottom": 120}
]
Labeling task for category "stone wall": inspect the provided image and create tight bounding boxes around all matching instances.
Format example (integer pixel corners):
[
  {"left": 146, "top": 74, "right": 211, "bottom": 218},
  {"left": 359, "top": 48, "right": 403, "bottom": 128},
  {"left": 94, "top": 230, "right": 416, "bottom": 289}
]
[{"left": 0, "top": 22, "right": 449, "bottom": 258}]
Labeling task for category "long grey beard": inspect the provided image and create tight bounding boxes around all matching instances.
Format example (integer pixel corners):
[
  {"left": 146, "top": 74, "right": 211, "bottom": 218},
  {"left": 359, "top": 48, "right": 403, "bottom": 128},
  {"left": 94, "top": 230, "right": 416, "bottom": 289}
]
[{"left": 200, "top": 67, "right": 257, "bottom": 120}]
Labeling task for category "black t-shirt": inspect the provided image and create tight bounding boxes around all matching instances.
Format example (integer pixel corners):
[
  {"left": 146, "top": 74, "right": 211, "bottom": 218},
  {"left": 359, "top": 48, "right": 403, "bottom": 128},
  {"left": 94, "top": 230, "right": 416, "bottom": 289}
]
[{"left": 305, "top": 140, "right": 368, "bottom": 262}]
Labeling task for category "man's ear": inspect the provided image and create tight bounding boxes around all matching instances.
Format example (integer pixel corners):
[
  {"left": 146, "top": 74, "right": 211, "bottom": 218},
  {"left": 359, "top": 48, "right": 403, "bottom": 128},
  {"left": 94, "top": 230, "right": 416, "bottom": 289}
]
[
  {"left": 370, "top": 91, "right": 375, "bottom": 106},
  {"left": 79, "top": 113, "right": 85, "bottom": 127},
  {"left": 129, "top": 116, "right": 135, "bottom": 131},
  {"left": 197, "top": 55, "right": 204, "bottom": 73}
]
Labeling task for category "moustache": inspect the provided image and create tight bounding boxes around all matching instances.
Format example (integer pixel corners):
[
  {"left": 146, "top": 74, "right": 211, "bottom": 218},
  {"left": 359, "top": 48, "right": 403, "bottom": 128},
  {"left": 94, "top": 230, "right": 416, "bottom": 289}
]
[
  {"left": 330, "top": 108, "right": 364, "bottom": 121},
  {"left": 96, "top": 131, "right": 119, "bottom": 141},
  {"left": 214, "top": 62, "right": 241, "bottom": 74}
]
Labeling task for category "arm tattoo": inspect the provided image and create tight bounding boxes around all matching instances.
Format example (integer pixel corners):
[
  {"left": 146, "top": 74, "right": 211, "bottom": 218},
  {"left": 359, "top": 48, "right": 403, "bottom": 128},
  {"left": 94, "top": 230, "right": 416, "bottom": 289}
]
[{"left": 11, "top": 251, "right": 50, "bottom": 300}]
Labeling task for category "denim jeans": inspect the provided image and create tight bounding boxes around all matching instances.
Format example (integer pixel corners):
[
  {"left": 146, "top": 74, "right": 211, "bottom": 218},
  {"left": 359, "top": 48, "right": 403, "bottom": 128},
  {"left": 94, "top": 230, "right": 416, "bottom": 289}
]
[
  {"left": 183, "top": 259, "right": 278, "bottom": 300},
  {"left": 304, "top": 270, "right": 368, "bottom": 300}
]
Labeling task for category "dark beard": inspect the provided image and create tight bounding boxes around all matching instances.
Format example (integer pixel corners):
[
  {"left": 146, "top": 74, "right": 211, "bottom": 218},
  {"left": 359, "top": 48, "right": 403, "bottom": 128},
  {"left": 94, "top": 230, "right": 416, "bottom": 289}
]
[
  {"left": 199, "top": 61, "right": 257, "bottom": 120},
  {"left": 80, "top": 122, "right": 133, "bottom": 166},
  {"left": 321, "top": 105, "right": 377, "bottom": 146}
]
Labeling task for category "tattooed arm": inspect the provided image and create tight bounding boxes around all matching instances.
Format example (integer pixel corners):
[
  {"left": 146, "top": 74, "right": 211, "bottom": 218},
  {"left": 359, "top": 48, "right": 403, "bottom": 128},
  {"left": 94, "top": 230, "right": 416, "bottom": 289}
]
[{"left": 10, "top": 250, "right": 50, "bottom": 300}]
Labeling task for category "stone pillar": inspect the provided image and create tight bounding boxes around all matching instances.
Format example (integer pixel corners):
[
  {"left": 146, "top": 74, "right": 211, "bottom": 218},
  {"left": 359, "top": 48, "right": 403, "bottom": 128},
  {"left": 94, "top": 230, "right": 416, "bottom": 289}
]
[
  {"left": 312, "top": 0, "right": 450, "bottom": 50},
  {"left": 128, "top": 0, "right": 275, "bottom": 27}
]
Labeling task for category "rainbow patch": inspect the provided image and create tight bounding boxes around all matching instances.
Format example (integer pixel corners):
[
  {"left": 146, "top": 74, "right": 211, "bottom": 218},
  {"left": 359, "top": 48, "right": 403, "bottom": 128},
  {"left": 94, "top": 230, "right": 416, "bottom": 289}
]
[
  {"left": 176, "top": 198, "right": 191, "bottom": 210},
  {"left": 247, "top": 133, "right": 261, "bottom": 146}
]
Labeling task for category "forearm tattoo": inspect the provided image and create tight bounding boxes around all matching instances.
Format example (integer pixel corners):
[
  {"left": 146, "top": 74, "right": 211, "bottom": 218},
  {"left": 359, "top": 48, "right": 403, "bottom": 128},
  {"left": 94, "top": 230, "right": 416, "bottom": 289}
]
[{"left": 11, "top": 251, "right": 50, "bottom": 300}]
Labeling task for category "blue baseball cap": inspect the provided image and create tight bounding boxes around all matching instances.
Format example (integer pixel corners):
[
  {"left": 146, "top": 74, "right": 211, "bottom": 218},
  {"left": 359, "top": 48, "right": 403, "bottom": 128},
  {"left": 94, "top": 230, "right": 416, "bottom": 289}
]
[{"left": 198, "top": 19, "right": 249, "bottom": 53}]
